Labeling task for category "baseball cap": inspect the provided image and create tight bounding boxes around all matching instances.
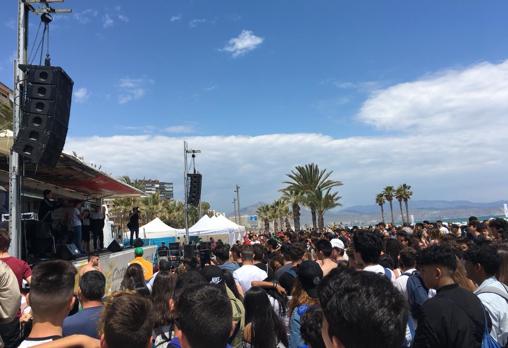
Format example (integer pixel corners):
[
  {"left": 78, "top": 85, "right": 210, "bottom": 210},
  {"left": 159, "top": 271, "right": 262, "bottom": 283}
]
[
  {"left": 330, "top": 238, "right": 345, "bottom": 250},
  {"left": 201, "top": 265, "right": 223, "bottom": 285},
  {"left": 297, "top": 261, "right": 323, "bottom": 299},
  {"left": 134, "top": 247, "right": 144, "bottom": 257}
]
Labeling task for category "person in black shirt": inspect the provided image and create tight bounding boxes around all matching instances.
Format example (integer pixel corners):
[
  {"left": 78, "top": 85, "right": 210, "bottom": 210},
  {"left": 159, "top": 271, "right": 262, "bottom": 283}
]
[
  {"left": 413, "top": 245, "right": 485, "bottom": 348},
  {"left": 36, "top": 190, "right": 59, "bottom": 256},
  {"left": 127, "top": 207, "right": 140, "bottom": 246}
]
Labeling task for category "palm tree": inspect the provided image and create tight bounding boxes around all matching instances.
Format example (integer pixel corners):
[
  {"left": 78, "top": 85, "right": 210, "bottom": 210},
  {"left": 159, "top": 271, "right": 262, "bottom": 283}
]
[
  {"left": 284, "top": 163, "right": 342, "bottom": 229},
  {"left": 395, "top": 185, "right": 405, "bottom": 225},
  {"left": 268, "top": 203, "right": 279, "bottom": 233},
  {"left": 316, "top": 189, "right": 341, "bottom": 231},
  {"left": 383, "top": 186, "right": 395, "bottom": 225},
  {"left": 375, "top": 193, "right": 385, "bottom": 223},
  {"left": 256, "top": 205, "right": 271, "bottom": 233},
  {"left": 400, "top": 184, "right": 413, "bottom": 224},
  {"left": 280, "top": 189, "right": 303, "bottom": 232}
]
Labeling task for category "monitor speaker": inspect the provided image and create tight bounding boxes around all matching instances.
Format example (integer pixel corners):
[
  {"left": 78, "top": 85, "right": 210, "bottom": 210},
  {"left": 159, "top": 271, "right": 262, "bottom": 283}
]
[
  {"left": 107, "top": 240, "right": 123, "bottom": 253},
  {"left": 187, "top": 173, "right": 202, "bottom": 207},
  {"left": 58, "top": 243, "right": 80, "bottom": 260},
  {"left": 13, "top": 64, "right": 73, "bottom": 167}
]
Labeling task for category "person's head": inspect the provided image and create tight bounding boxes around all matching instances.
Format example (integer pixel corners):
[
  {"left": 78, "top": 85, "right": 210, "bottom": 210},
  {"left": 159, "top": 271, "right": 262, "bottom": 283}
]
[
  {"left": 173, "top": 270, "right": 206, "bottom": 300},
  {"left": 0, "top": 228, "right": 10, "bottom": 252},
  {"left": 398, "top": 247, "right": 417, "bottom": 270},
  {"left": 88, "top": 252, "right": 100, "bottom": 267},
  {"left": 158, "top": 259, "right": 172, "bottom": 273},
  {"left": 152, "top": 271, "right": 177, "bottom": 328},
  {"left": 244, "top": 286, "right": 288, "bottom": 348},
  {"left": 120, "top": 263, "right": 149, "bottom": 296},
  {"left": 43, "top": 189, "right": 52, "bottom": 199},
  {"left": 201, "top": 265, "right": 227, "bottom": 291},
  {"left": 230, "top": 244, "right": 242, "bottom": 261},
  {"left": 133, "top": 207, "right": 139, "bottom": 213},
  {"left": 319, "top": 268, "right": 408, "bottom": 348},
  {"left": 252, "top": 244, "right": 265, "bottom": 262},
  {"left": 463, "top": 244, "right": 501, "bottom": 285},
  {"left": 300, "top": 306, "right": 325, "bottom": 348},
  {"left": 352, "top": 231, "right": 383, "bottom": 266},
  {"left": 417, "top": 245, "right": 457, "bottom": 289},
  {"left": 267, "top": 238, "right": 278, "bottom": 251},
  {"left": 100, "top": 292, "right": 153, "bottom": 348},
  {"left": 241, "top": 245, "right": 254, "bottom": 262},
  {"left": 316, "top": 239, "right": 333, "bottom": 259},
  {"left": 497, "top": 243, "right": 508, "bottom": 285},
  {"left": 396, "top": 231, "right": 410, "bottom": 247},
  {"left": 297, "top": 261, "right": 324, "bottom": 299},
  {"left": 288, "top": 242, "right": 306, "bottom": 263},
  {"left": 134, "top": 247, "right": 144, "bottom": 258},
  {"left": 29, "top": 260, "right": 77, "bottom": 324},
  {"left": 79, "top": 270, "right": 105, "bottom": 302},
  {"left": 213, "top": 245, "right": 230, "bottom": 264},
  {"left": 174, "top": 284, "right": 232, "bottom": 348},
  {"left": 221, "top": 269, "right": 243, "bottom": 301}
]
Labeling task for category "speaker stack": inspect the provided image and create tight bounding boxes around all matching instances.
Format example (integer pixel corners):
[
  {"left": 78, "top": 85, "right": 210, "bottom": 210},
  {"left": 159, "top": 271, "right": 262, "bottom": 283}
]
[
  {"left": 13, "top": 64, "right": 73, "bottom": 167},
  {"left": 187, "top": 173, "right": 202, "bottom": 207}
]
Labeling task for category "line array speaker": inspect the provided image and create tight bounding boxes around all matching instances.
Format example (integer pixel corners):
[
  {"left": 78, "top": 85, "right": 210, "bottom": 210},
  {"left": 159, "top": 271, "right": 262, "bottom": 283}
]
[{"left": 187, "top": 173, "right": 202, "bottom": 207}]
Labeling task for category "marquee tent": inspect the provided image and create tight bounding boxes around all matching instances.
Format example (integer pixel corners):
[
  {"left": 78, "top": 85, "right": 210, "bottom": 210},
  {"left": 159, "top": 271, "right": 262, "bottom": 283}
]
[
  {"left": 140, "top": 218, "right": 178, "bottom": 239},
  {"left": 181, "top": 215, "right": 246, "bottom": 244}
]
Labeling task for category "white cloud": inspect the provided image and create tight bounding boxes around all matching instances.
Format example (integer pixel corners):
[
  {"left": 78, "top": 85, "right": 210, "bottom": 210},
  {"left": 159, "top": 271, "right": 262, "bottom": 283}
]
[
  {"left": 74, "top": 9, "right": 98, "bottom": 24},
  {"left": 165, "top": 125, "right": 195, "bottom": 134},
  {"left": 358, "top": 60, "right": 508, "bottom": 133},
  {"left": 4, "top": 19, "right": 16, "bottom": 30},
  {"left": 222, "top": 30, "right": 264, "bottom": 57},
  {"left": 332, "top": 80, "right": 383, "bottom": 93},
  {"left": 73, "top": 87, "right": 90, "bottom": 103},
  {"left": 103, "top": 14, "right": 114, "bottom": 28},
  {"left": 170, "top": 14, "right": 182, "bottom": 22},
  {"left": 117, "top": 14, "right": 129, "bottom": 23},
  {"left": 66, "top": 59, "right": 508, "bottom": 211},
  {"left": 189, "top": 18, "right": 207, "bottom": 28},
  {"left": 117, "top": 78, "right": 153, "bottom": 104}
]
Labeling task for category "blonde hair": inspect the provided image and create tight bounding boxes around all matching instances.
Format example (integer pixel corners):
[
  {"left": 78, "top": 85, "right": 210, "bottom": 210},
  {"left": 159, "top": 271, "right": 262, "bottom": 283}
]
[{"left": 288, "top": 279, "right": 318, "bottom": 318}]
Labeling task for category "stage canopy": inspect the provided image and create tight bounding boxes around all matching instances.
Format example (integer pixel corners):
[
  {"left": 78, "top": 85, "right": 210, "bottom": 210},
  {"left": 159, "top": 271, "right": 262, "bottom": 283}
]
[
  {"left": 140, "top": 218, "right": 178, "bottom": 239},
  {"left": 182, "top": 215, "right": 246, "bottom": 244}
]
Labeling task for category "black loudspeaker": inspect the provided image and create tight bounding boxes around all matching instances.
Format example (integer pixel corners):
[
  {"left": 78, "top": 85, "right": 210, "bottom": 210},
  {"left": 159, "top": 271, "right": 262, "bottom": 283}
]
[
  {"left": 58, "top": 243, "right": 80, "bottom": 260},
  {"left": 187, "top": 173, "right": 202, "bottom": 207},
  {"left": 107, "top": 240, "right": 123, "bottom": 253},
  {"left": 13, "top": 64, "right": 73, "bottom": 167}
]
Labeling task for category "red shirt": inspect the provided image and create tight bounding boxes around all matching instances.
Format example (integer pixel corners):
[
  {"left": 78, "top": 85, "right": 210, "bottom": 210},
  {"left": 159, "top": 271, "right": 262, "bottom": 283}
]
[{"left": 0, "top": 256, "right": 32, "bottom": 290}]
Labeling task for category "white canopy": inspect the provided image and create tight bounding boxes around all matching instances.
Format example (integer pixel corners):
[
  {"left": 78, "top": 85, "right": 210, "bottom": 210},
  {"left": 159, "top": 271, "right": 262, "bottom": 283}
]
[
  {"left": 180, "top": 215, "right": 246, "bottom": 244},
  {"left": 140, "top": 218, "right": 178, "bottom": 239}
]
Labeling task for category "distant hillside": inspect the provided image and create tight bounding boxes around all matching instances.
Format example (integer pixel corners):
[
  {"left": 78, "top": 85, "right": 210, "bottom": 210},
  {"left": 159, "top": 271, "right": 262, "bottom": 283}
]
[{"left": 236, "top": 200, "right": 508, "bottom": 226}]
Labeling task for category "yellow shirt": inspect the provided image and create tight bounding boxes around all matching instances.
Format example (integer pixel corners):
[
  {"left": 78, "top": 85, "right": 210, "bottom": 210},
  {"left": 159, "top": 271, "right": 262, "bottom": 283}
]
[{"left": 129, "top": 257, "right": 153, "bottom": 281}]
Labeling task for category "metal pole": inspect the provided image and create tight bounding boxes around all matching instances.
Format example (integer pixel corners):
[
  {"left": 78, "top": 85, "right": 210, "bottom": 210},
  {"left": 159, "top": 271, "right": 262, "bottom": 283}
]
[
  {"left": 184, "top": 141, "right": 189, "bottom": 243},
  {"left": 8, "top": 0, "right": 28, "bottom": 258},
  {"left": 235, "top": 185, "right": 241, "bottom": 225},
  {"left": 233, "top": 198, "right": 237, "bottom": 223}
]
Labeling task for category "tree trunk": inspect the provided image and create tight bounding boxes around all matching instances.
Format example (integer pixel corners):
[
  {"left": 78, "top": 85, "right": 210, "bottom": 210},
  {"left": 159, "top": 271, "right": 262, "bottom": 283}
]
[
  {"left": 398, "top": 200, "right": 405, "bottom": 225},
  {"left": 264, "top": 218, "right": 269, "bottom": 233},
  {"left": 311, "top": 208, "right": 317, "bottom": 230},
  {"left": 389, "top": 201, "right": 394, "bottom": 225},
  {"left": 404, "top": 199, "right": 410, "bottom": 224},
  {"left": 292, "top": 203, "right": 301, "bottom": 232},
  {"left": 318, "top": 211, "right": 324, "bottom": 231},
  {"left": 380, "top": 204, "right": 385, "bottom": 223},
  {"left": 273, "top": 220, "right": 279, "bottom": 233},
  {"left": 279, "top": 217, "right": 284, "bottom": 231},
  {"left": 285, "top": 217, "right": 291, "bottom": 231}
]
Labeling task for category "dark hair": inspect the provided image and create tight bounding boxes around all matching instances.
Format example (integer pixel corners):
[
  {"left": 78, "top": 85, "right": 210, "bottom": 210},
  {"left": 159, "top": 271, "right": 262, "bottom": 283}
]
[
  {"left": 252, "top": 244, "right": 265, "bottom": 262},
  {"left": 353, "top": 231, "right": 383, "bottom": 264},
  {"left": 318, "top": 268, "right": 408, "bottom": 348},
  {"left": 43, "top": 189, "right": 51, "bottom": 198},
  {"left": 151, "top": 271, "right": 177, "bottom": 329},
  {"left": 385, "top": 238, "right": 402, "bottom": 269},
  {"left": 417, "top": 245, "right": 457, "bottom": 272},
  {"left": 316, "top": 239, "right": 333, "bottom": 258},
  {"left": 88, "top": 251, "right": 99, "bottom": 261},
  {"left": 288, "top": 242, "right": 306, "bottom": 262},
  {"left": 30, "top": 260, "right": 76, "bottom": 320},
  {"left": 173, "top": 270, "right": 206, "bottom": 299},
  {"left": 399, "top": 247, "right": 417, "bottom": 269},
  {"left": 300, "top": 306, "right": 325, "bottom": 348},
  {"left": 267, "top": 239, "right": 278, "bottom": 249},
  {"left": 221, "top": 269, "right": 243, "bottom": 301},
  {"left": 79, "top": 271, "right": 105, "bottom": 301},
  {"left": 213, "top": 245, "right": 230, "bottom": 263},
  {"left": 0, "top": 228, "right": 10, "bottom": 251},
  {"left": 241, "top": 245, "right": 254, "bottom": 260},
  {"left": 102, "top": 292, "right": 153, "bottom": 348},
  {"left": 464, "top": 244, "right": 501, "bottom": 276},
  {"left": 244, "top": 287, "right": 288, "bottom": 348},
  {"left": 120, "top": 263, "right": 150, "bottom": 297},
  {"left": 158, "top": 259, "right": 172, "bottom": 272},
  {"left": 379, "top": 254, "right": 394, "bottom": 269},
  {"left": 175, "top": 284, "right": 232, "bottom": 348}
]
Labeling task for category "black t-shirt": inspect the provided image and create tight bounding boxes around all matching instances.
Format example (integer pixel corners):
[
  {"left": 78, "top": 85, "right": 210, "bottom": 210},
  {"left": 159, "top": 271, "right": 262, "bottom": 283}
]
[{"left": 279, "top": 266, "right": 297, "bottom": 295}]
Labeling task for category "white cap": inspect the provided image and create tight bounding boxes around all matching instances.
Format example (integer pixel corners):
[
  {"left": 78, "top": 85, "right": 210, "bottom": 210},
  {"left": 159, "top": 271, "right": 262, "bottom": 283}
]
[{"left": 330, "top": 238, "right": 345, "bottom": 250}]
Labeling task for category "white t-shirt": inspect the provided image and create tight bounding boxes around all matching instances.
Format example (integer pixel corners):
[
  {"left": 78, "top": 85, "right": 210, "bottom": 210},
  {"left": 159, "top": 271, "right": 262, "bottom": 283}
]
[
  {"left": 363, "top": 264, "right": 396, "bottom": 282},
  {"left": 233, "top": 264, "right": 267, "bottom": 292},
  {"left": 394, "top": 268, "right": 417, "bottom": 299},
  {"left": 71, "top": 208, "right": 82, "bottom": 227},
  {"left": 18, "top": 336, "right": 60, "bottom": 348}
]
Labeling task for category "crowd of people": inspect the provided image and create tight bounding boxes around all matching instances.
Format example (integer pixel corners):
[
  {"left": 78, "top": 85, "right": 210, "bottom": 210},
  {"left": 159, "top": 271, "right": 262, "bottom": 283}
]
[{"left": 1, "top": 215, "right": 508, "bottom": 348}]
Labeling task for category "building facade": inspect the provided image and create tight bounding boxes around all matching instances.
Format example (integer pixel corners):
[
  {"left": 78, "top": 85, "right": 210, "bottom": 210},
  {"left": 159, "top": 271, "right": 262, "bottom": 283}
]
[{"left": 139, "top": 179, "right": 174, "bottom": 200}]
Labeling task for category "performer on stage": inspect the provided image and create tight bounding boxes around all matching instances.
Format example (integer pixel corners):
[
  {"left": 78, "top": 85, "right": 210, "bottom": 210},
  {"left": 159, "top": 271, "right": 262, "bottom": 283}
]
[
  {"left": 36, "top": 190, "right": 58, "bottom": 256},
  {"left": 127, "top": 207, "right": 140, "bottom": 246}
]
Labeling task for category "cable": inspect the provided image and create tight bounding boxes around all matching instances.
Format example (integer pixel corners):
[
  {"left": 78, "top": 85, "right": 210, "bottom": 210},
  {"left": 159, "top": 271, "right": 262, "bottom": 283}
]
[{"left": 28, "top": 21, "right": 42, "bottom": 64}]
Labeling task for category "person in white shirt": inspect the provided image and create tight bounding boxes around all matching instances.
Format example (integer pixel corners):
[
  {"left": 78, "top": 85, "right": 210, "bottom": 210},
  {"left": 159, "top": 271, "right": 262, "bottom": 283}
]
[
  {"left": 394, "top": 247, "right": 418, "bottom": 299},
  {"left": 464, "top": 244, "right": 508, "bottom": 347},
  {"left": 353, "top": 231, "right": 395, "bottom": 281},
  {"left": 233, "top": 246, "right": 267, "bottom": 293}
]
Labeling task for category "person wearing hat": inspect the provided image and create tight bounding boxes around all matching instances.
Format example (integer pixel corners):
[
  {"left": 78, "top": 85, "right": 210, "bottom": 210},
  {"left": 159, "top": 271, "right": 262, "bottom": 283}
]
[
  {"left": 129, "top": 247, "right": 153, "bottom": 281},
  {"left": 288, "top": 261, "right": 323, "bottom": 348},
  {"left": 330, "top": 238, "right": 349, "bottom": 263}
]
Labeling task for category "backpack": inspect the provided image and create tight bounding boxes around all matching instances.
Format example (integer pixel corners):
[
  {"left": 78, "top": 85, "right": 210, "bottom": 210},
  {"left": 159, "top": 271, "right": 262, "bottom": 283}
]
[
  {"left": 383, "top": 267, "right": 392, "bottom": 280},
  {"left": 403, "top": 271, "right": 429, "bottom": 320}
]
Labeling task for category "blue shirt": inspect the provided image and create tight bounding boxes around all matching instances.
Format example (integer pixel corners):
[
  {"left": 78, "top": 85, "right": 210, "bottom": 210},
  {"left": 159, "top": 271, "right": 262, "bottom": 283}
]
[
  {"left": 218, "top": 262, "right": 240, "bottom": 273},
  {"left": 63, "top": 306, "right": 104, "bottom": 339},
  {"left": 168, "top": 337, "right": 232, "bottom": 348}
]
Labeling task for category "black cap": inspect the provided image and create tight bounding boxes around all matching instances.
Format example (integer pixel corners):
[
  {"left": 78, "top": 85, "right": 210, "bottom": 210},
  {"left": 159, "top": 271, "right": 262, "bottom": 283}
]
[
  {"left": 201, "top": 265, "right": 223, "bottom": 285},
  {"left": 297, "top": 261, "right": 323, "bottom": 298}
]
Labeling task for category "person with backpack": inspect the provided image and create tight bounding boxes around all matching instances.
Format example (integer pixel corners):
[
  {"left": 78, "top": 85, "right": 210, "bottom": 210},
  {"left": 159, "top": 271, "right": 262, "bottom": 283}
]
[
  {"left": 352, "top": 231, "right": 395, "bottom": 281},
  {"left": 279, "top": 243, "right": 306, "bottom": 295},
  {"left": 413, "top": 245, "right": 485, "bottom": 348},
  {"left": 464, "top": 244, "right": 508, "bottom": 346}
]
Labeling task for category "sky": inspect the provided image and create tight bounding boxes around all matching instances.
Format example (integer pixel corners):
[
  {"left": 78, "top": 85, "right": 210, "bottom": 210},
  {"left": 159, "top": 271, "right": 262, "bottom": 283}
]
[{"left": 1, "top": 0, "right": 508, "bottom": 213}]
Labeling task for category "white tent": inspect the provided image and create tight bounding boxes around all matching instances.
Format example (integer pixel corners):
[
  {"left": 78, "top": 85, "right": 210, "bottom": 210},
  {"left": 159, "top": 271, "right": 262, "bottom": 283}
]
[
  {"left": 140, "top": 218, "right": 178, "bottom": 239},
  {"left": 181, "top": 215, "right": 246, "bottom": 244}
]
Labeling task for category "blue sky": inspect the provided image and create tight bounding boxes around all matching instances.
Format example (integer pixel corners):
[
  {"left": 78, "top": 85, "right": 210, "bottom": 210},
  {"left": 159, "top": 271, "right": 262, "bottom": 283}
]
[{"left": 2, "top": 1, "right": 508, "bottom": 213}]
